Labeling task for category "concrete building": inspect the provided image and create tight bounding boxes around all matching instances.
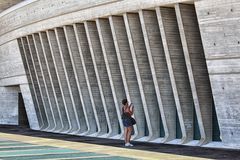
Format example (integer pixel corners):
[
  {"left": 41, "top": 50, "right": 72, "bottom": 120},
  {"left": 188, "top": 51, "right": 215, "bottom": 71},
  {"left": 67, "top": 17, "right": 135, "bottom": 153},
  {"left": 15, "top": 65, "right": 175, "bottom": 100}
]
[{"left": 0, "top": 0, "right": 239, "bottom": 149}]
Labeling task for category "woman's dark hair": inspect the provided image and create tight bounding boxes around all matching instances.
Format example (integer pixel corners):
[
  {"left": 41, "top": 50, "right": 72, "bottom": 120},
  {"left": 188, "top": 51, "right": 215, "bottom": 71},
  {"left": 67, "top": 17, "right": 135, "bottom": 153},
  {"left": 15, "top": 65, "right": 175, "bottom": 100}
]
[{"left": 122, "top": 99, "right": 128, "bottom": 105}]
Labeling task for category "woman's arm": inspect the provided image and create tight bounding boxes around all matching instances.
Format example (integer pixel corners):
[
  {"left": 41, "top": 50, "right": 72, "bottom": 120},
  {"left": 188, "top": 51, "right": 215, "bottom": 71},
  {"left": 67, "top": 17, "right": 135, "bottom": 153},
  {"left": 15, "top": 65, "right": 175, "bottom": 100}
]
[{"left": 129, "top": 104, "right": 134, "bottom": 115}]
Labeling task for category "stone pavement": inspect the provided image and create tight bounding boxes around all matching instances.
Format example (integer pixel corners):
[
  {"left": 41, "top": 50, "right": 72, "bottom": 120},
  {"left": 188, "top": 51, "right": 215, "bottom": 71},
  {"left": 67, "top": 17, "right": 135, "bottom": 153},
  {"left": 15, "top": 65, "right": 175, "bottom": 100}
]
[{"left": 0, "top": 126, "right": 239, "bottom": 160}]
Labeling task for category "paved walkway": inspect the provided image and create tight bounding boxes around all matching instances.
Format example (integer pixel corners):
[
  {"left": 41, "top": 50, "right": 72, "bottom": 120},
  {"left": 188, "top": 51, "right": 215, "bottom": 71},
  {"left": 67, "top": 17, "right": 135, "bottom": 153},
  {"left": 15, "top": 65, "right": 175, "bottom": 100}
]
[
  {"left": 0, "top": 137, "right": 132, "bottom": 160},
  {"left": 0, "top": 126, "right": 239, "bottom": 160}
]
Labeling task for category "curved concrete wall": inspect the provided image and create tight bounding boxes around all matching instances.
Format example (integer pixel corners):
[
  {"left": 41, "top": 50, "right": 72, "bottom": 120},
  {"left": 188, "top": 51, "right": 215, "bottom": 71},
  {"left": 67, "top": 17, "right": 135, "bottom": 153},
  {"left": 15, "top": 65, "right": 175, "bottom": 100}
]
[{"left": 0, "top": 0, "right": 239, "bottom": 149}]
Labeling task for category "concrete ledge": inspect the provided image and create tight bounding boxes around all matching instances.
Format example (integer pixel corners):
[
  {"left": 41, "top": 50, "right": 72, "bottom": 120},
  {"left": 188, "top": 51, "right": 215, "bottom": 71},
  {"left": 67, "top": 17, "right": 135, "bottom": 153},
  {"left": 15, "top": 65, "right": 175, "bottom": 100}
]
[
  {"left": 0, "top": 75, "right": 27, "bottom": 87},
  {"left": 0, "top": 0, "right": 191, "bottom": 46}
]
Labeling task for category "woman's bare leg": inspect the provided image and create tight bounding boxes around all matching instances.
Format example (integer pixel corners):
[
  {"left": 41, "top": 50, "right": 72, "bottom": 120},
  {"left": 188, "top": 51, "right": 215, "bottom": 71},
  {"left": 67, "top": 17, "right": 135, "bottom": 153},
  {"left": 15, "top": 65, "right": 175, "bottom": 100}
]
[
  {"left": 127, "top": 126, "right": 133, "bottom": 143},
  {"left": 124, "top": 127, "right": 128, "bottom": 144}
]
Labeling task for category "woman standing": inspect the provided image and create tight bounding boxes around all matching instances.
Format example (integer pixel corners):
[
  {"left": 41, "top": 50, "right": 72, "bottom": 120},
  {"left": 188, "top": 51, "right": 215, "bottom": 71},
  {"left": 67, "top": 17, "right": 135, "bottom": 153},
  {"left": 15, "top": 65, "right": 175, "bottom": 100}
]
[{"left": 122, "top": 99, "right": 134, "bottom": 147}]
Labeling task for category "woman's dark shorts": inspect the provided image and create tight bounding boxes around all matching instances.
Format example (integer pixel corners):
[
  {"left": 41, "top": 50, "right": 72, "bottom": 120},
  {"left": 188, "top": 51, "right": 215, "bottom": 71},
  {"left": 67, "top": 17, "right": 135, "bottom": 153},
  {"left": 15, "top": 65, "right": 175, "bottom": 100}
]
[{"left": 122, "top": 118, "right": 132, "bottom": 127}]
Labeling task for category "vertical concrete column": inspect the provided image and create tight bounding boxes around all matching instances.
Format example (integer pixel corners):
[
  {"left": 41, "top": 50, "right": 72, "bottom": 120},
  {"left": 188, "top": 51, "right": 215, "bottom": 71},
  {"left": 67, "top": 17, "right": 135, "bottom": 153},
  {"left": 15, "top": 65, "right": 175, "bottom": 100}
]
[
  {"left": 63, "top": 25, "right": 89, "bottom": 134},
  {"left": 156, "top": 7, "right": 194, "bottom": 144},
  {"left": 96, "top": 18, "right": 125, "bottom": 138},
  {"left": 73, "top": 23, "right": 97, "bottom": 135},
  {"left": 27, "top": 35, "right": 56, "bottom": 131},
  {"left": 139, "top": 10, "right": 177, "bottom": 142},
  {"left": 40, "top": 31, "right": 70, "bottom": 133},
  {"left": 55, "top": 27, "right": 86, "bottom": 134},
  {"left": 124, "top": 13, "right": 160, "bottom": 141},
  {"left": 18, "top": 39, "right": 43, "bottom": 129},
  {"left": 19, "top": 84, "right": 40, "bottom": 130},
  {"left": 33, "top": 33, "right": 64, "bottom": 132},
  {"left": 108, "top": 16, "right": 132, "bottom": 138},
  {"left": 20, "top": 37, "right": 49, "bottom": 130},
  {"left": 110, "top": 15, "right": 145, "bottom": 139},
  {"left": 175, "top": 3, "right": 213, "bottom": 145},
  {"left": 47, "top": 30, "right": 76, "bottom": 133},
  {"left": 77, "top": 23, "right": 107, "bottom": 136},
  {"left": 84, "top": 21, "right": 115, "bottom": 137}
]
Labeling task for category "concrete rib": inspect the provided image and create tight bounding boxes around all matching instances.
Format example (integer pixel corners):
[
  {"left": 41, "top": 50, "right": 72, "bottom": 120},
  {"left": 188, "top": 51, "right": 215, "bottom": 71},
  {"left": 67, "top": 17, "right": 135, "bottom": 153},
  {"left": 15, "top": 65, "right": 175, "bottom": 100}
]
[
  {"left": 139, "top": 10, "right": 176, "bottom": 142},
  {"left": 27, "top": 35, "right": 56, "bottom": 132},
  {"left": 73, "top": 23, "right": 97, "bottom": 135},
  {"left": 96, "top": 18, "right": 122, "bottom": 138},
  {"left": 63, "top": 25, "right": 89, "bottom": 134},
  {"left": 46, "top": 30, "right": 73, "bottom": 133},
  {"left": 156, "top": 7, "right": 194, "bottom": 144},
  {"left": 175, "top": 3, "right": 213, "bottom": 145},
  {"left": 39, "top": 32, "right": 69, "bottom": 133},
  {"left": 84, "top": 21, "right": 111, "bottom": 137},
  {"left": 21, "top": 37, "right": 48, "bottom": 130},
  {"left": 124, "top": 13, "right": 158, "bottom": 141},
  {"left": 18, "top": 38, "right": 44, "bottom": 129},
  {"left": 32, "top": 33, "right": 63, "bottom": 132}
]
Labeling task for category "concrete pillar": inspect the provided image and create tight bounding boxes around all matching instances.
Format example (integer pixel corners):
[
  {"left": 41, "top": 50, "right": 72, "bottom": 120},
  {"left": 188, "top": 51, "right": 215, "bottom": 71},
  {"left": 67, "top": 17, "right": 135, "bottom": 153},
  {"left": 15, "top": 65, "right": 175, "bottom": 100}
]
[
  {"left": 32, "top": 33, "right": 64, "bottom": 132},
  {"left": 124, "top": 13, "right": 161, "bottom": 141},
  {"left": 82, "top": 22, "right": 108, "bottom": 136},
  {"left": 20, "top": 84, "right": 40, "bottom": 130},
  {"left": 63, "top": 25, "right": 89, "bottom": 134},
  {"left": 55, "top": 27, "right": 86, "bottom": 134},
  {"left": 156, "top": 7, "right": 194, "bottom": 144},
  {"left": 84, "top": 21, "right": 115, "bottom": 137},
  {"left": 17, "top": 38, "right": 43, "bottom": 129},
  {"left": 96, "top": 18, "right": 125, "bottom": 138},
  {"left": 175, "top": 3, "right": 213, "bottom": 145},
  {"left": 139, "top": 10, "right": 177, "bottom": 142},
  {"left": 21, "top": 37, "right": 49, "bottom": 130},
  {"left": 40, "top": 31, "right": 70, "bottom": 133},
  {"left": 108, "top": 16, "right": 132, "bottom": 138},
  {"left": 27, "top": 35, "right": 56, "bottom": 131},
  {"left": 73, "top": 23, "right": 97, "bottom": 135},
  {"left": 110, "top": 15, "right": 145, "bottom": 139},
  {"left": 47, "top": 30, "right": 76, "bottom": 133}
]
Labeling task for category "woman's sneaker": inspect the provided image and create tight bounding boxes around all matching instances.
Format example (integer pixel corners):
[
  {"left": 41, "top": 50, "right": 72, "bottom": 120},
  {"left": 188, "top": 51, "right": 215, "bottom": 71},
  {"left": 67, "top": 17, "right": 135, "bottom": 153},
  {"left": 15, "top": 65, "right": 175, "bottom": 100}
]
[{"left": 125, "top": 143, "right": 134, "bottom": 147}]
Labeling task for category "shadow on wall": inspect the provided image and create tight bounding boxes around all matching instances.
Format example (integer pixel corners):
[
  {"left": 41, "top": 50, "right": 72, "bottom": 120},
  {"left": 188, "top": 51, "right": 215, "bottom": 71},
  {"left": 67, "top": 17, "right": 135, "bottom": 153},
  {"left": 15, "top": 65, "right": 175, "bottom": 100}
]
[{"left": 18, "top": 92, "right": 29, "bottom": 128}]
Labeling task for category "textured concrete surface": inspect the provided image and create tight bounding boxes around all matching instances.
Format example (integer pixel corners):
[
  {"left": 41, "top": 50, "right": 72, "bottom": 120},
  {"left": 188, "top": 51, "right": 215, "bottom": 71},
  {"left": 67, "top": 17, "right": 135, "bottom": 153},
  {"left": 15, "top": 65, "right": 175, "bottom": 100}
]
[
  {"left": 195, "top": 0, "right": 240, "bottom": 147},
  {"left": 48, "top": 29, "right": 79, "bottom": 133},
  {"left": 73, "top": 23, "right": 97, "bottom": 135},
  {"left": 0, "top": 0, "right": 240, "bottom": 149},
  {"left": 125, "top": 12, "right": 161, "bottom": 141},
  {"left": 0, "top": 87, "right": 19, "bottom": 125},
  {"left": 175, "top": 4, "right": 213, "bottom": 145},
  {"left": 28, "top": 35, "right": 56, "bottom": 131},
  {"left": 33, "top": 33, "right": 63, "bottom": 131},
  {"left": 39, "top": 31, "right": 70, "bottom": 132},
  {"left": 20, "top": 37, "right": 49, "bottom": 130},
  {"left": 140, "top": 10, "right": 176, "bottom": 142},
  {"left": 64, "top": 25, "right": 89, "bottom": 134},
  {"left": 84, "top": 21, "right": 109, "bottom": 136},
  {"left": 157, "top": 6, "right": 194, "bottom": 143},
  {"left": 19, "top": 84, "right": 40, "bottom": 130},
  {"left": 0, "top": 0, "right": 195, "bottom": 45},
  {"left": 0, "top": 40, "right": 25, "bottom": 83},
  {"left": 111, "top": 15, "right": 146, "bottom": 139},
  {"left": 97, "top": 18, "right": 125, "bottom": 137},
  {"left": 88, "top": 20, "right": 119, "bottom": 137}
]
